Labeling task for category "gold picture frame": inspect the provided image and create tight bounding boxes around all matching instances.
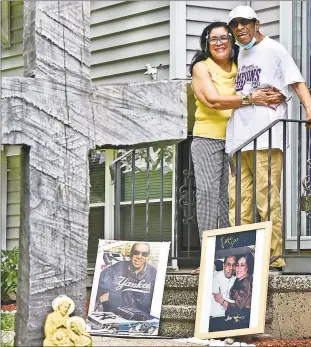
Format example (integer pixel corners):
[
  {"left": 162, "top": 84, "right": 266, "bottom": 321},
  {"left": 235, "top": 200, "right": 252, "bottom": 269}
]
[{"left": 195, "top": 221, "right": 272, "bottom": 339}]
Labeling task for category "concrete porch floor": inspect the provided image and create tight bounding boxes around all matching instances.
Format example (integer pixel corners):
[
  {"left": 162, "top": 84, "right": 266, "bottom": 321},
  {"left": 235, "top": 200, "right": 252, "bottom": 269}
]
[
  {"left": 92, "top": 336, "right": 254, "bottom": 346},
  {"left": 92, "top": 336, "right": 199, "bottom": 346}
]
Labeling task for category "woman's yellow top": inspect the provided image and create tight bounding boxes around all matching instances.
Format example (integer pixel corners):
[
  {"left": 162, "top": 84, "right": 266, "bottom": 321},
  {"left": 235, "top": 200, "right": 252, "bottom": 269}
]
[{"left": 193, "top": 58, "right": 237, "bottom": 140}]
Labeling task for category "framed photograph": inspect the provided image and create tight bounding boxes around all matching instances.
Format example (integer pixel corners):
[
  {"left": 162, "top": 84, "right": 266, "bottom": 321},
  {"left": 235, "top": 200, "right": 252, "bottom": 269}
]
[
  {"left": 87, "top": 240, "right": 170, "bottom": 336},
  {"left": 195, "top": 221, "right": 272, "bottom": 339}
]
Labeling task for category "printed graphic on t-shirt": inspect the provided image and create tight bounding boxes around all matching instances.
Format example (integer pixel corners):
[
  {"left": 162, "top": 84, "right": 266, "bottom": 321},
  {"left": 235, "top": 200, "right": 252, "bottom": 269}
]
[{"left": 235, "top": 65, "right": 261, "bottom": 92}]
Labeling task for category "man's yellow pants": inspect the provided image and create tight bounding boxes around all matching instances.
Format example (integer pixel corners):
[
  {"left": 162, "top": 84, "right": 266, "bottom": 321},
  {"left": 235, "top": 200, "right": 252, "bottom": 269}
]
[{"left": 229, "top": 149, "right": 285, "bottom": 268}]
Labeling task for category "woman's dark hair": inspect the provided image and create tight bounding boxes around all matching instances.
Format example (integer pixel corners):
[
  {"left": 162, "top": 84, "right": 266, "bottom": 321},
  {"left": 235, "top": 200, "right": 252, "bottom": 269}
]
[
  {"left": 189, "top": 21, "right": 239, "bottom": 76},
  {"left": 236, "top": 253, "right": 254, "bottom": 277}
]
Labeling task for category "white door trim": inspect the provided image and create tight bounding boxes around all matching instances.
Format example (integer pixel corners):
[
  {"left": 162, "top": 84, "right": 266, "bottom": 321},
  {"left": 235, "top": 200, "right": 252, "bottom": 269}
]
[
  {"left": 104, "top": 149, "right": 117, "bottom": 240},
  {"left": 169, "top": 1, "right": 187, "bottom": 80}
]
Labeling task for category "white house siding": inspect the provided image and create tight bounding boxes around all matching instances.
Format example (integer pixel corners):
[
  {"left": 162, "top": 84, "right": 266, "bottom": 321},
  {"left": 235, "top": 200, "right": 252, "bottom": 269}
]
[
  {"left": 90, "top": 1, "right": 170, "bottom": 85},
  {"left": 186, "top": 1, "right": 247, "bottom": 74},
  {"left": 250, "top": 1, "right": 280, "bottom": 41},
  {"left": 1, "top": 1, "right": 24, "bottom": 77},
  {"left": 186, "top": 1, "right": 280, "bottom": 74}
]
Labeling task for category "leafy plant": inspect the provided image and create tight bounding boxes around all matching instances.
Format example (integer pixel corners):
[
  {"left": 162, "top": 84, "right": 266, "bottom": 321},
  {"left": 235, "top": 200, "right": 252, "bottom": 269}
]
[
  {"left": 1, "top": 248, "right": 19, "bottom": 302},
  {"left": 119, "top": 145, "right": 174, "bottom": 173},
  {"left": 1, "top": 313, "right": 15, "bottom": 331},
  {"left": 1, "top": 331, "right": 15, "bottom": 347},
  {"left": 1, "top": 312, "right": 16, "bottom": 346}
]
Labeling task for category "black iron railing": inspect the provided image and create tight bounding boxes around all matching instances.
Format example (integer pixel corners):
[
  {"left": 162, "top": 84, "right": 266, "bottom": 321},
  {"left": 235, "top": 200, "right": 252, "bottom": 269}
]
[
  {"left": 109, "top": 122, "right": 311, "bottom": 270},
  {"left": 175, "top": 138, "right": 200, "bottom": 263},
  {"left": 109, "top": 143, "right": 200, "bottom": 266},
  {"left": 109, "top": 147, "right": 172, "bottom": 244},
  {"left": 228, "top": 118, "right": 311, "bottom": 263}
]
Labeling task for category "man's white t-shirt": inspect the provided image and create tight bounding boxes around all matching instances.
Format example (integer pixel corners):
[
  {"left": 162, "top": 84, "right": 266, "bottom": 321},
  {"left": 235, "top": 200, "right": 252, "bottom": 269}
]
[
  {"left": 225, "top": 36, "right": 305, "bottom": 153},
  {"left": 210, "top": 270, "right": 236, "bottom": 318}
]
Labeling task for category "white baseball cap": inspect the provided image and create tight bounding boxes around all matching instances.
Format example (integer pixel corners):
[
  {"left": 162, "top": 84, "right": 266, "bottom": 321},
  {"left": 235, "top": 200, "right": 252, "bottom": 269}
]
[{"left": 227, "top": 6, "right": 258, "bottom": 24}]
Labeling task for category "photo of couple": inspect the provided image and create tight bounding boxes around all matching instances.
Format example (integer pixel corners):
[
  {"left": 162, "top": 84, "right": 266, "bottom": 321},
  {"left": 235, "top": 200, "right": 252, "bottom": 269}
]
[
  {"left": 209, "top": 230, "right": 256, "bottom": 332},
  {"left": 194, "top": 222, "right": 272, "bottom": 339}
]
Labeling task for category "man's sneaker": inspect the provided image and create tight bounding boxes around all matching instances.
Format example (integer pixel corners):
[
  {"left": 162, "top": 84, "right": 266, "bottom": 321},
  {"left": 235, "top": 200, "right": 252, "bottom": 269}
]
[{"left": 269, "top": 266, "right": 282, "bottom": 275}]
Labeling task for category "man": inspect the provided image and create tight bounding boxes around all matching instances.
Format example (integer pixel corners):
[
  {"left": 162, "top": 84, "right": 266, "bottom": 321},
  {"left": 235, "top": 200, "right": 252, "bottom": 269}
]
[
  {"left": 209, "top": 256, "right": 236, "bottom": 332},
  {"left": 225, "top": 6, "right": 311, "bottom": 273},
  {"left": 95, "top": 243, "right": 157, "bottom": 315}
]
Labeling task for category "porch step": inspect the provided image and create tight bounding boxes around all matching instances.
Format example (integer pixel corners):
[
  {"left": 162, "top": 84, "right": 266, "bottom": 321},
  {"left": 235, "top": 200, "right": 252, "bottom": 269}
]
[
  {"left": 161, "top": 305, "right": 196, "bottom": 321},
  {"left": 158, "top": 304, "right": 273, "bottom": 338},
  {"left": 159, "top": 305, "right": 196, "bottom": 338},
  {"left": 161, "top": 304, "right": 273, "bottom": 323},
  {"left": 163, "top": 274, "right": 198, "bottom": 306},
  {"left": 87, "top": 275, "right": 311, "bottom": 339},
  {"left": 162, "top": 275, "right": 311, "bottom": 306},
  {"left": 159, "top": 275, "right": 311, "bottom": 339}
]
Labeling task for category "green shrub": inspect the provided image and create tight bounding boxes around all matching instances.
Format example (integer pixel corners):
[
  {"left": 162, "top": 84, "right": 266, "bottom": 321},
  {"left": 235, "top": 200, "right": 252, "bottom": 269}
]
[
  {"left": 1, "top": 313, "right": 15, "bottom": 347},
  {"left": 1, "top": 313, "right": 15, "bottom": 331},
  {"left": 1, "top": 248, "right": 19, "bottom": 302}
]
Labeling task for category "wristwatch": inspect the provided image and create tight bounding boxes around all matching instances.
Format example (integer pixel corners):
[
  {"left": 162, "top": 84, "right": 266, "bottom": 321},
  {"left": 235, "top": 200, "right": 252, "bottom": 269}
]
[{"left": 241, "top": 94, "right": 250, "bottom": 105}]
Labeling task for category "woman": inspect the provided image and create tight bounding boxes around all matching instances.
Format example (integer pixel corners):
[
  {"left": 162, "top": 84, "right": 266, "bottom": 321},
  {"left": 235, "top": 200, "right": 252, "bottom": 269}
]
[
  {"left": 189, "top": 22, "right": 282, "bottom": 274},
  {"left": 213, "top": 253, "right": 254, "bottom": 329}
]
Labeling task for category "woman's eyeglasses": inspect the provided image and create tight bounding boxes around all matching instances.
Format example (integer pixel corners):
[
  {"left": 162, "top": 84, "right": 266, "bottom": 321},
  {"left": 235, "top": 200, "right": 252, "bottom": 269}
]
[
  {"left": 207, "top": 35, "right": 230, "bottom": 46},
  {"left": 132, "top": 250, "right": 150, "bottom": 257},
  {"left": 229, "top": 18, "right": 255, "bottom": 28}
]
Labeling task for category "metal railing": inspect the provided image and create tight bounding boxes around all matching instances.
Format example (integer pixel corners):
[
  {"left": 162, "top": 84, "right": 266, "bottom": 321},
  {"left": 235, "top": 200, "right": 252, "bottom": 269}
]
[
  {"left": 175, "top": 137, "right": 200, "bottom": 263},
  {"left": 109, "top": 144, "right": 200, "bottom": 266},
  {"left": 109, "top": 147, "right": 170, "bottom": 243},
  {"left": 228, "top": 118, "right": 311, "bottom": 264},
  {"left": 109, "top": 121, "right": 311, "bottom": 270}
]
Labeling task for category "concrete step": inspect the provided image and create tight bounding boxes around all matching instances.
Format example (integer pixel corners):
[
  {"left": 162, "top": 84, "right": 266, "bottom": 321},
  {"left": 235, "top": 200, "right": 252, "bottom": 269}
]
[
  {"left": 162, "top": 274, "right": 311, "bottom": 306},
  {"left": 158, "top": 305, "right": 273, "bottom": 338},
  {"left": 88, "top": 275, "right": 311, "bottom": 339},
  {"left": 163, "top": 274, "right": 197, "bottom": 306},
  {"left": 160, "top": 304, "right": 272, "bottom": 324},
  {"left": 160, "top": 275, "right": 311, "bottom": 339},
  {"left": 161, "top": 305, "right": 196, "bottom": 321},
  {"left": 92, "top": 336, "right": 198, "bottom": 347},
  {"left": 92, "top": 336, "right": 254, "bottom": 346}
]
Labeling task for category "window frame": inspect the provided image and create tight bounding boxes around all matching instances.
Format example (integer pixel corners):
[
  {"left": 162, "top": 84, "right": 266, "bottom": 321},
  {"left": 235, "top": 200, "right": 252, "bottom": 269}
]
[
  {"left": 1, "top": 148, "right": 8, "bottom": 250},
  {"left": 87, "top": 146, "right": 178, "bottom": 271}
]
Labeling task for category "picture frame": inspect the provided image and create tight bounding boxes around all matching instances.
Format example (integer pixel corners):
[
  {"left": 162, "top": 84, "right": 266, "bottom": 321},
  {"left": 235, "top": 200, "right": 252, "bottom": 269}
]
[
  {"left": 195, "top": 221, "right": 272, "bottom": 339},
  {"left": 87, "top": 240, "right": 170, "bottom": 337}
]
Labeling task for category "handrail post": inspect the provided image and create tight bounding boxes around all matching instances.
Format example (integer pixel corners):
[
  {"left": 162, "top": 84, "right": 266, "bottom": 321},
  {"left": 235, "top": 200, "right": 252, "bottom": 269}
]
[
  {"left": 252, "top": 139, "right": 257, "bottom": 223},
  {"left": 282, "top": 121, "right": 287, "bottom": 257},
  {"left": 235, "top": 151, "right": 242, "bottom": 226},
  {"left": 114, "top": 160, "right": 121, "bottom": 240}
]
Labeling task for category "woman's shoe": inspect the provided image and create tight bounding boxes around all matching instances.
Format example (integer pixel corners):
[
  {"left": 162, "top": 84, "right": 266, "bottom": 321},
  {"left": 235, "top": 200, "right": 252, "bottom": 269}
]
[
  {"left": 191, "top": 267, "right": 200, "bottom": 275},
  {"left": 269, "top": 266, "right": 282, "bottom": 275}
]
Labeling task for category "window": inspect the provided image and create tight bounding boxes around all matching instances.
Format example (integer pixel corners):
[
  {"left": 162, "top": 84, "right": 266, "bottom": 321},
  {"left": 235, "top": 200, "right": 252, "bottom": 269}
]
[
  {"left": 1, "top": 1, "right": 10, "bottom": 47},
  {"left": 117, "top": 145, "right": 174, "bottom": 242},
  {"left": 87, "top": 145, "right": 175, "bottom": 266}
]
